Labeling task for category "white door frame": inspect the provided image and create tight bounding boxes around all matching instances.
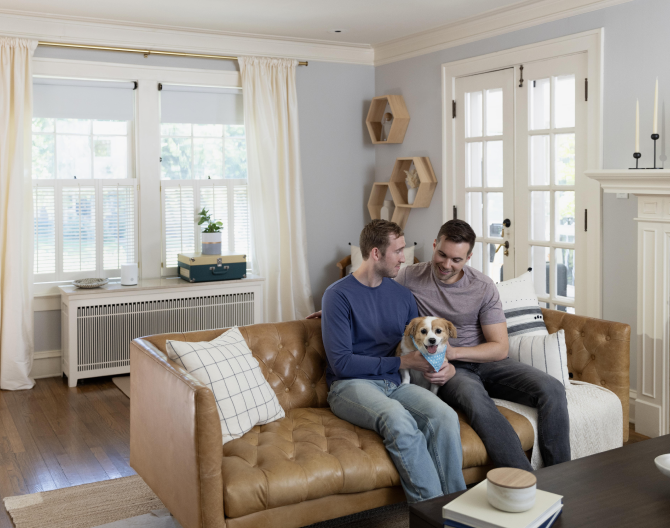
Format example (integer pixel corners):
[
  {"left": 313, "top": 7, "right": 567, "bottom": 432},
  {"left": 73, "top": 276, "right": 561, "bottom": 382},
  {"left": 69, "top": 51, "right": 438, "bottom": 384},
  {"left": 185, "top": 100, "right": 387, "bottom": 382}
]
[{"left": 442, "top": 28, "right": 603, "bottom": 318}]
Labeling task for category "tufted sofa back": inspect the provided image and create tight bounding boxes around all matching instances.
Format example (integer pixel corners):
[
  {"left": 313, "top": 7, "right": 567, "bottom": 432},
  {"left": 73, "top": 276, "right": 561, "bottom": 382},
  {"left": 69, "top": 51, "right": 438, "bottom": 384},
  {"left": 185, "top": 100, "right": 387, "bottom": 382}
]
[
  {"left": 543, "top": 308, "right": 631, "bottom": 440},
  {"left": 141, "top": 319, "right": 329, "bottom": 412}
]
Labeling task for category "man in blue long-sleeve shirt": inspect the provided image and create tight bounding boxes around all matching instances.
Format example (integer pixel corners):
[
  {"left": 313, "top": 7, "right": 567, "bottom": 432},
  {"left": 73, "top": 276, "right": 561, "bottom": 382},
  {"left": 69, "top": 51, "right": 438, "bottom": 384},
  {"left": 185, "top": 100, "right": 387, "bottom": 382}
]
[{"left": 322, "top": 220, "right": 465, "bottom": 503}]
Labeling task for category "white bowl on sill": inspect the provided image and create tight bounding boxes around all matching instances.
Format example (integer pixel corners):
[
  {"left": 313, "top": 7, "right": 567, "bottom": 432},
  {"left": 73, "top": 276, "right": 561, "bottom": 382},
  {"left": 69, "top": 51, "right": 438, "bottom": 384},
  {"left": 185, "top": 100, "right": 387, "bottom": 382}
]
[{"left": 655, "top": 454, "right": 670, "bottom": 478}]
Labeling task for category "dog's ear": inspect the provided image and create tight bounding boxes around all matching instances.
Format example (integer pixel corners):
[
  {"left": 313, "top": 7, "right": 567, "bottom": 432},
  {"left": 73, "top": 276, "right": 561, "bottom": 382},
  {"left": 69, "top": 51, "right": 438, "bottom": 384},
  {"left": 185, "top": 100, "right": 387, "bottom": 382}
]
[
  {"left": 404, "top": 318, "right": 420, "bottom": 337},
  {"left": 442, "top": 319, "right": 457, "bottom": 338}
]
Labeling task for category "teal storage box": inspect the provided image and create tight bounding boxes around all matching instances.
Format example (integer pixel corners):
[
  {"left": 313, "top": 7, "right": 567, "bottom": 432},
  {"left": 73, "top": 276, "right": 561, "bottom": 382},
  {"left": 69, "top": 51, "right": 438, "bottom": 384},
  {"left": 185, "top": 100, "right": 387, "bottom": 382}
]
[{"left": 178, "top": 253, "right": 247, "bottom": 283}]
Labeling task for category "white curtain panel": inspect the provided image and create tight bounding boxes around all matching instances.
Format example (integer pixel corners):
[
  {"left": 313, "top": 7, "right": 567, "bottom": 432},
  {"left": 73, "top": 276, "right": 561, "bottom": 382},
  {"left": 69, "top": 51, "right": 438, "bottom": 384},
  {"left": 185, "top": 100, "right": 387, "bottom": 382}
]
[
  {"left": 0, "top": 38, "right": 36, "bottom": 390},
  {"left": 238, "top": 56, "right": 314, "bottom": 322}
]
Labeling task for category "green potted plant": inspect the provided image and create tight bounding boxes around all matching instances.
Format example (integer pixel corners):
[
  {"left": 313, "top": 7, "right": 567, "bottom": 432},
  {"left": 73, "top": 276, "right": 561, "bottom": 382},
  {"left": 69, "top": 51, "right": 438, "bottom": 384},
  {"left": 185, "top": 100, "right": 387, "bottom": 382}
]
[{"left": 198, "top": 208, "right": 223, "bottom": 255}]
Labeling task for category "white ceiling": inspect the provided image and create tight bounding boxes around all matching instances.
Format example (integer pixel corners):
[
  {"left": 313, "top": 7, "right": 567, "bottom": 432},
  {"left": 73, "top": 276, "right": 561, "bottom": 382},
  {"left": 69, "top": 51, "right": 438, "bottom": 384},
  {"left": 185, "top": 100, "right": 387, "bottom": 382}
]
[{"left": 0, "top": 0, "right": 535, "bottom": 46}]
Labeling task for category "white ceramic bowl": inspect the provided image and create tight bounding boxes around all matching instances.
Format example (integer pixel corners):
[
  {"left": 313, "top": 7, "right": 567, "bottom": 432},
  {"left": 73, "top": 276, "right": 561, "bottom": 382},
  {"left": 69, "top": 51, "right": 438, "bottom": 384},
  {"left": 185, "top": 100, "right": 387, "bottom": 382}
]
[{"left": 655, "top": 454, "right": 670, "bottom": 477}]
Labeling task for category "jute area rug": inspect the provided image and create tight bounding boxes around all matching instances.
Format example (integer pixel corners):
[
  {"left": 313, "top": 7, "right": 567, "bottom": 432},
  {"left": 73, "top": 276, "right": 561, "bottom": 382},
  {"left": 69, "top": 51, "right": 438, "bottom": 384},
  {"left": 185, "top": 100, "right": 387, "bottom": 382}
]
[{"left": 3, "top": 475, "right": 409, "bottom": 528}]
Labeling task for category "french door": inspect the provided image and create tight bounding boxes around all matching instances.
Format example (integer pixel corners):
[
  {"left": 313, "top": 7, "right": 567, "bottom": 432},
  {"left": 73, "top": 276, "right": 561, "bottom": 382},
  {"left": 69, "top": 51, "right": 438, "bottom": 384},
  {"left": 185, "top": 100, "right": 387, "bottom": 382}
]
[
  {"left": 454, "top": 52, "right": 588, "bottom": 314},
  {"left": 455, "top": 69, "right": 515, "bottom": 282}
]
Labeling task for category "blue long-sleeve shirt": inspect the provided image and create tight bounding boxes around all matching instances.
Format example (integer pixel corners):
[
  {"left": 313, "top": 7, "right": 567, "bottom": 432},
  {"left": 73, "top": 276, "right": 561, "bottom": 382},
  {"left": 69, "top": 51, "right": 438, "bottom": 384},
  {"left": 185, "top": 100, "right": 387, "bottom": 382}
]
[{"left": 322, "top": 274, "right": 419, "bottom": 387}]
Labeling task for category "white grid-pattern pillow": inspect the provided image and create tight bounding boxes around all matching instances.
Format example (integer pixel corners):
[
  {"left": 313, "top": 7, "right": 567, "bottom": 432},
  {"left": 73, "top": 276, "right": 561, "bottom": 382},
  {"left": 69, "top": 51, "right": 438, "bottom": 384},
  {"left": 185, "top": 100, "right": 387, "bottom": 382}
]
[{"left": 166, "top": 327, "right": 285, "bottom": 444}]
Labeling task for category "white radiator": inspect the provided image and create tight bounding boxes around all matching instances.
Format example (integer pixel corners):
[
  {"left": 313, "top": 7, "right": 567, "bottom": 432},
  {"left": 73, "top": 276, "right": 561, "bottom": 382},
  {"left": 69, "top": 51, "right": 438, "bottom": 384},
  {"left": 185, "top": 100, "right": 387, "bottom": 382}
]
[{"left": 60, "top": 277, "right": 264, "bottom": 387}]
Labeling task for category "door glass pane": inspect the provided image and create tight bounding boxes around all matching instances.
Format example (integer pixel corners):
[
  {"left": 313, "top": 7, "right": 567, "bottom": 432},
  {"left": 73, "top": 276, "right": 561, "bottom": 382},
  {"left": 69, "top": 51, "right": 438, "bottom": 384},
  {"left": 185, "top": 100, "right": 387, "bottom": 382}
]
[
  {"left": 488, "top": 243, "right": 504, "bottom": 283},
  {"left": 469, "top": 242, "right": 483, "bottom": 272},
  {"left": 555, "top": 134, "right": 575, "bottom": 185},
  {"left": 554, "top": 75, "right": 575, "bottom": 128},
  {"left": 530, "top": 191, "right": 550, "bottom": 241},
  {"left": 555, "top": 304, "right": 576, "bottom": 314},
  {"left": 161, "top": 137, "right": 191, "bottom": 180},
  {"left": 530, "top": 78, "right": 550, "bottom": 130},
  {"left": 530, "top": 135, "right": 550, "bottom": 185},
  {"left": 32, "top": 134, "right": 55, "bottom": 179},
  {"left": 466, "top": 142, "right": 483, "bottom": 187},
  {"left": 486, "top": 141, "right": 503, "bottom": 187},
  {"left": 555, "top": 248, "right": 575, "bottom": 300},
  {"left": 465, "top": 91, "right": 483, "bottom": 138},
  {"left": 555, "top": 191, "right": 575, "bottom": 243},
  {"left": 486, "top": 88, "right": 503, "bottom": 136},
  {"left": 486, "top": 192, "right": 503, "bottom": 238},
  {"left": 466, "top": 192, "right": 483, "bottom": 237},
  {"left": 530, "top": 246, "right": 550, "bottom": 297}
]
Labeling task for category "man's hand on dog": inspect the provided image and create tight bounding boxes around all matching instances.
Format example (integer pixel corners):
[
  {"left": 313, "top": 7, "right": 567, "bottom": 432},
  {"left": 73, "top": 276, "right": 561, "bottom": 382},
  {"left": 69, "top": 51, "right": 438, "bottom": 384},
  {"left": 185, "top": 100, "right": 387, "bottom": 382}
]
[
  {"left": 423, "top": 358, "right": 456, "bottom": 386},
  {"left": 399, "top": 350, "right": 434, "bottom": 373}
]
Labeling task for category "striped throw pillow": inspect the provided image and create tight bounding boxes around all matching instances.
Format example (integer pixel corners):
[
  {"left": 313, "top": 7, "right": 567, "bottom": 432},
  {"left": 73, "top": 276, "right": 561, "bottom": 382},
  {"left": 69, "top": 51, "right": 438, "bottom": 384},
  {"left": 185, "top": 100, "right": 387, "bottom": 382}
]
[
  {"left": 508, "top": 330, "right": 571, "bottom": 390},
  {"left": 496, "top": 271, "right": 548, "bottom": 337}
]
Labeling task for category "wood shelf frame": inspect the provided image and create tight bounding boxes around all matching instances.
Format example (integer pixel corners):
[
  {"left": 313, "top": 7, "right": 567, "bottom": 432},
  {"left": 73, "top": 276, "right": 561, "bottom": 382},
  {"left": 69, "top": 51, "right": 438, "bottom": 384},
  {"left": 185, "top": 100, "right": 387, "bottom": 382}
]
[
  {"left": 366, "top": 157, "right": 438, "bottom": 230},
  {"left": 365, "top": 95, "right": 410, "bottom": 144}
]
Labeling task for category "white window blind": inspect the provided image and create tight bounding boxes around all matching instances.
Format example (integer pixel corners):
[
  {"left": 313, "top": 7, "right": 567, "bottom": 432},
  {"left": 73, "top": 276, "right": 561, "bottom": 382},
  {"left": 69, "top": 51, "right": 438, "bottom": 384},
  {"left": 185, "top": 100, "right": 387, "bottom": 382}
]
[
  {"left": 103, "top": 186, "right": 136, "bottom": 270},
  {"left": 62, "top": 186, "right": 96, "bottom": 273},
  {"left": 33, "top": 186, "right": 56, "bottom": 276},
  {"left": 31, "top": 77, "right": 137, "bottom": 282},
  {"left": 164, "top": 186, "right": 195, "bottom": 268}
]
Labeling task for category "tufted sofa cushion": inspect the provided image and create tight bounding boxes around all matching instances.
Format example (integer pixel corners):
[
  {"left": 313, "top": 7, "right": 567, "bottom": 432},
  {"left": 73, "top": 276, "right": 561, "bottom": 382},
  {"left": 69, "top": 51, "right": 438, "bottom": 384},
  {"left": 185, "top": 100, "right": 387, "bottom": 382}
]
[
  {"left": 219, "top": 406, "right": 535, "bottom": 520},
  {"left": 542, "top": 309, "right": 631, "bottom": 441}
]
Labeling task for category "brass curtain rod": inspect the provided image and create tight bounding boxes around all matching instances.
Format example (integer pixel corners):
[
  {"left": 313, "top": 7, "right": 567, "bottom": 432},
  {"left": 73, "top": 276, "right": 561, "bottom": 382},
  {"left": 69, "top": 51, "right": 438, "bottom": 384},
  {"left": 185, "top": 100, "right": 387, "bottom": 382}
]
[{"left": 38, "top": 41, "right": 308, "bottom": 66}]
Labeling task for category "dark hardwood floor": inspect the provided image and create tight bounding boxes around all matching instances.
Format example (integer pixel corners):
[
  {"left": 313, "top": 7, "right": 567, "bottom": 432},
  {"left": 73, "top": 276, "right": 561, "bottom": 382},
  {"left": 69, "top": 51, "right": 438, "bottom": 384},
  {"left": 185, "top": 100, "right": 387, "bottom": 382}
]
[
  {"left": 0, "top": 377, "right": 133, "bottom": 528},
  {"left": 0, "top": 377, "right": 651, "bottom": 528}
]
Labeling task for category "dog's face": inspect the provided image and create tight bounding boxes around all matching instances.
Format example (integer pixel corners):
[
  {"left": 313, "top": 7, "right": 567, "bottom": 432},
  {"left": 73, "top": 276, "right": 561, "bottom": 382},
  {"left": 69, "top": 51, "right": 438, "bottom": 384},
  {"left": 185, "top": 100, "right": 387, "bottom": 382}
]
[{"left": 404, "top": 317, "right": 457, "bottom": 355}]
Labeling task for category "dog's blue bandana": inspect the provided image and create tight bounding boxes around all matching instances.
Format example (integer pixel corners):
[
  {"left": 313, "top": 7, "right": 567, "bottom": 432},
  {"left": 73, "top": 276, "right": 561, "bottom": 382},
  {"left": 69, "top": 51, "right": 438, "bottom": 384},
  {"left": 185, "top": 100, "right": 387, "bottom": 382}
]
[{"left": 410, "top": 336, "right": 448, "bottom": 372}]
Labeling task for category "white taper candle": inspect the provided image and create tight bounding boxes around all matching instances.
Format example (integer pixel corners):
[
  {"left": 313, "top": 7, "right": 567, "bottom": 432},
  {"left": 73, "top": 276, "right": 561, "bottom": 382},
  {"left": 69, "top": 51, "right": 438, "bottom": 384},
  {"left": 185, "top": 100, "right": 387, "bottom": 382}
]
[
  {"left": 653, "top": 78, "right": 659, "bottom": 134},
  {"left": 636, "top": 99, "right": 640, "bottom": 152}
]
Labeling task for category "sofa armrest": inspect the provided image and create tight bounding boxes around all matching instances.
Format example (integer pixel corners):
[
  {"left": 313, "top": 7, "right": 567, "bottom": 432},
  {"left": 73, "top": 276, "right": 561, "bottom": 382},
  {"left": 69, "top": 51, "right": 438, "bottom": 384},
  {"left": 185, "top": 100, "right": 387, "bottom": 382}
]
[
  {"left": 542, "top": 309, "right": 631, "bottom": 442},
  {"left": 130, "top": 339, "right": 225, "bottom": 528}
]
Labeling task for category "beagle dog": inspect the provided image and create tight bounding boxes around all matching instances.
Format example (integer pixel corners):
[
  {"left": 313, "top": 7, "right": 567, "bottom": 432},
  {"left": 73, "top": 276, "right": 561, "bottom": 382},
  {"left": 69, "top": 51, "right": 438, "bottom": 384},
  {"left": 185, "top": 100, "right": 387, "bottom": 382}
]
[{"left": 396, "top": 316, "right": 457, "bottom": 394}]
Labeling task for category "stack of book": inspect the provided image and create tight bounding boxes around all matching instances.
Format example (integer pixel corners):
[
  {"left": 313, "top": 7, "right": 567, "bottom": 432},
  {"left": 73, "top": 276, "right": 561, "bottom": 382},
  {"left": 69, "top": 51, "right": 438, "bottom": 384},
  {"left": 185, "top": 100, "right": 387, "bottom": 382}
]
[{"left": 442, "top": 481, "right": 563, "bottom": 528}]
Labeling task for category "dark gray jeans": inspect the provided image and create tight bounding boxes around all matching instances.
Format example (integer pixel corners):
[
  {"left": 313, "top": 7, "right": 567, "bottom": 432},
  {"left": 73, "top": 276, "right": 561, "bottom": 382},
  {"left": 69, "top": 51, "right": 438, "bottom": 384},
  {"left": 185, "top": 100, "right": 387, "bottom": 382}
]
[{"left": 437, "top": 358, "right": 570, "bottom": 470}]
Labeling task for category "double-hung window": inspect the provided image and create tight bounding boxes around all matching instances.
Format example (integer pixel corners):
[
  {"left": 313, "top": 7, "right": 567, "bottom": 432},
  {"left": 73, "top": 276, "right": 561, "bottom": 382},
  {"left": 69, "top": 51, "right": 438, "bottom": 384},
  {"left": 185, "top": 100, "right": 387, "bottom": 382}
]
[
  {"left": 32, "top": 78, "right": 137, "bottom": 283},
  {"left": 159, "top": 85, "right": 250, "bottom": 274}
]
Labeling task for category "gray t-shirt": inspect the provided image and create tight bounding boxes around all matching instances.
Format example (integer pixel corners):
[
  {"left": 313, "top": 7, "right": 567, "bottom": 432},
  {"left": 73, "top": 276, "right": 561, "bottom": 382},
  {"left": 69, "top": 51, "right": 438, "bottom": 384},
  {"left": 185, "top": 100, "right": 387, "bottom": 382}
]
[{"left": 396, "top": 262, "right": 506, "bottom": 348}]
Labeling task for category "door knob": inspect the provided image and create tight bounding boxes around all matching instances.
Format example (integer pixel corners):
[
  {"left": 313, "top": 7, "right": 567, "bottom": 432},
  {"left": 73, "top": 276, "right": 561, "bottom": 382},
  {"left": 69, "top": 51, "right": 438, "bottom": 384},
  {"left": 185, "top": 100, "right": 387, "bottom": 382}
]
[
  {"left": 503, "top": 219, "right": 511, "bottom": 228},
  {"left": 495, "top": 241, "right": 510, "bottom": 257}
]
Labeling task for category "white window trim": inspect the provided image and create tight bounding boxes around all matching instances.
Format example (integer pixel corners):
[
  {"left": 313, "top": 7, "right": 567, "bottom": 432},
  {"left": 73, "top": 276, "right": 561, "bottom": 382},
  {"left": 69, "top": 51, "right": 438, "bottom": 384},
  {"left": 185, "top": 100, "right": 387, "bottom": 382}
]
[
  {"left": 32, "top": 57, "right": 242, "bottom": 296},
  {"left": 442, "top": 28, "right": 603, "bottom": 318}
]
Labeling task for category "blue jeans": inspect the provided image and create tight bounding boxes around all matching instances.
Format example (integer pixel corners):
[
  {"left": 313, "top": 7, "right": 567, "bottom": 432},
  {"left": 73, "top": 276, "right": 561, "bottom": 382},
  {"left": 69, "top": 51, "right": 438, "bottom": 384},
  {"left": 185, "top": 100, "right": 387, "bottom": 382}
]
[
  {"left": 439, "top": 358, "right": 570, "bottom": 470},
  {"left": 327, "top": 379, "right": 466, "bottom": 503}
]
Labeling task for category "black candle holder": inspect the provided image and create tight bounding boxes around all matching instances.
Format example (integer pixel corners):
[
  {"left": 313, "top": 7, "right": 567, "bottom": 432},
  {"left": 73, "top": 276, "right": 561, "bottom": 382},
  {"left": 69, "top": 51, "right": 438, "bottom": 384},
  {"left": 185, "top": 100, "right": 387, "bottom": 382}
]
[
  {"left": 632, "top": 152, "right": 642, "bottom": 169},
  {"left": 652, "top": 133, "right": 660, "bottom": 169}
]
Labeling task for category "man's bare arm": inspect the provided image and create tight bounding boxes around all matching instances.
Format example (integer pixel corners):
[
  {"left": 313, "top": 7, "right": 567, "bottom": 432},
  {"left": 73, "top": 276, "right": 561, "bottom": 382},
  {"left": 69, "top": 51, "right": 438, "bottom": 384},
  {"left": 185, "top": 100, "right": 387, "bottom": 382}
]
[{"left": 445, "top": 322, "right": 509, "bottom": 363}]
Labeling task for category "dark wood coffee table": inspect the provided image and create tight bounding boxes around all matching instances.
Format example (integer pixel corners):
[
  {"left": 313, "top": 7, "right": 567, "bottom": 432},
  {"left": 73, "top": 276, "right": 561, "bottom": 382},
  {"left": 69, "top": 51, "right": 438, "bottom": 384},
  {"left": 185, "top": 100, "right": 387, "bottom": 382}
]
[{"left": 410, "top": 434, "right": 670, "bottom": 528}]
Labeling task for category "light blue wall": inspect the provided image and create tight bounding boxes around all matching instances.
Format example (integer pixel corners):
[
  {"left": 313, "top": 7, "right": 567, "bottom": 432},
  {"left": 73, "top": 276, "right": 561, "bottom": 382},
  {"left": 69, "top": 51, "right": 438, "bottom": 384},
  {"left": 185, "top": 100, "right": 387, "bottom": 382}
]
[{"left": 374, "top": 0, "right": 670, "bottom": 391}]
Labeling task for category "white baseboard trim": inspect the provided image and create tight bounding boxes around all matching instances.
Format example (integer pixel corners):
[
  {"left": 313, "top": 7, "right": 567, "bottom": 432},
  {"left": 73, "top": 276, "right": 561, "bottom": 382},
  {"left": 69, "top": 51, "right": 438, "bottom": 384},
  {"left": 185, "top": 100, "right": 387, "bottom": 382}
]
[
  {"left": 629, "top": 389, "right": 636, "bottom": 424},
  {"left": 31, "top": 349, "right": 62, "bottom": 379}
]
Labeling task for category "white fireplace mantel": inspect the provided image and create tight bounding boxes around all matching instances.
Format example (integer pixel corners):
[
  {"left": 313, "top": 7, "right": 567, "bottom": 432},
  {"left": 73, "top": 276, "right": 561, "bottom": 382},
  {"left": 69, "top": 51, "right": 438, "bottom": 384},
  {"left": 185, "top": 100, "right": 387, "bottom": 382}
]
[{"left": 587, "top": 169, "right": 670, "bottom": 438}]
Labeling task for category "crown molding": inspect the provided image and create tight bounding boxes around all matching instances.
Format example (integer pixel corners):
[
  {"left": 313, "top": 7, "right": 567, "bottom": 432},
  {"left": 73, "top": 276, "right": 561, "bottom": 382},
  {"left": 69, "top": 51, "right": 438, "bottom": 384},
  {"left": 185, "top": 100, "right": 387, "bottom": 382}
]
[
  {"left": 373, "top": 0, "right": 631, "bottom": 66},
  {"left": 0, "top": 9, "right": 374, "bottom": 65}
]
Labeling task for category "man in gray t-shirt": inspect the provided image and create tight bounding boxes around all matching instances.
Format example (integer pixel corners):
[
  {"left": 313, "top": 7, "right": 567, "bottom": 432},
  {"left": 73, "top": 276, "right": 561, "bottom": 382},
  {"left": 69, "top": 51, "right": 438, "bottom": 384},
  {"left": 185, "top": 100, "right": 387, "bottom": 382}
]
[{"left": 396, "top": 220, "right": 570, "bottom": 470}]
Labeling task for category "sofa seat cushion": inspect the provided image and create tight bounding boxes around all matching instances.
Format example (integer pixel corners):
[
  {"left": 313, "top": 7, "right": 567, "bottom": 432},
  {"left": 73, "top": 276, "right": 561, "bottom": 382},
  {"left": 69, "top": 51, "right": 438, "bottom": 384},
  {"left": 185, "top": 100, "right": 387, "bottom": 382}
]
[
  {"left": 458, "top": 407, "right": 535, "bottom": 468},
  {"left": 220, "top": 405, "right": 535, "bottom": 519},
  {"left": 221, "top": 407, "right": 401, "bottom": 518}
]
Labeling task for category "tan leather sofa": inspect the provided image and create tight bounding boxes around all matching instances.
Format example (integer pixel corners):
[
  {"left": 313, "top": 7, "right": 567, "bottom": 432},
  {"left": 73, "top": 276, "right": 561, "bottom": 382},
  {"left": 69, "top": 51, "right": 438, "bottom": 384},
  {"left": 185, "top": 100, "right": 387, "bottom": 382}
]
[{"left": 129, "top": 309, "right": 630, "bottom": 528}]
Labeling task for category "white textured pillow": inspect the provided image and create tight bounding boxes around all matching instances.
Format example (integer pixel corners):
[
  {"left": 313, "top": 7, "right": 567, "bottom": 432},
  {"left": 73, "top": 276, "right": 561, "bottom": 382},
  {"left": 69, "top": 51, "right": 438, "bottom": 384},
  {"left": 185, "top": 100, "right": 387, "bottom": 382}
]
[
  {"left": 350, "top": 244, "right": 414, "bottom": 273},
  {"left": 496, "top": 271, "right": 548, "bottom": 337},
  {"left": 166, "top": 327, "right": 285, "bottom": 444},
  {"left": 508, "top": 330, "right": 571, "bottom": 390}
]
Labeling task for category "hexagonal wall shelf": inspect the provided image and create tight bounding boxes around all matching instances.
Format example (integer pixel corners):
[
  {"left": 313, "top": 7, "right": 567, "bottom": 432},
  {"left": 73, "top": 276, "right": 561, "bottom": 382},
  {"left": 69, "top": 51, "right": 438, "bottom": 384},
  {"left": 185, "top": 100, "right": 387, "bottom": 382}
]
[
  {"left": 365, "top": 95, "right": 410, "bottom": 144},
  {"left": 366, "top": 157, "right": 437, "bottom": 229},
  {"left": 389, "top": 157, "right": 437, "bottom": 229}
]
